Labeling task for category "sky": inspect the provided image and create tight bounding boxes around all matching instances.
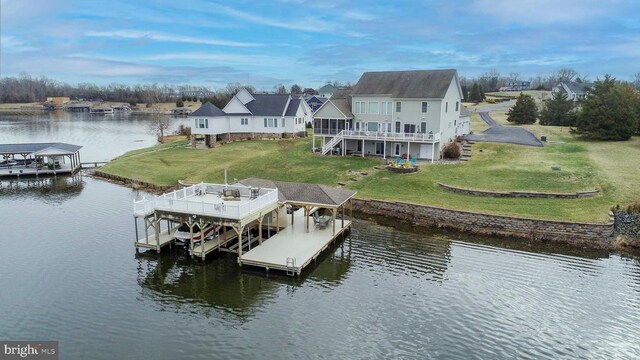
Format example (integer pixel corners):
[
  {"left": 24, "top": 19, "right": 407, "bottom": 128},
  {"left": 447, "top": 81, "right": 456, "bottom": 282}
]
[{"left": 1, "top": 0, "right": 639, "bottom": 90}]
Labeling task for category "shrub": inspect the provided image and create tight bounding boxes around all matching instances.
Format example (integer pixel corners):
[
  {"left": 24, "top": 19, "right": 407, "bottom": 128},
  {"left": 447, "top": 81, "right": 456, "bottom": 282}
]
[
  {"left": 442, "top": 142, "right": 461, "bottom": 159},
  {"left": 175, "top": 124, "right": 191, "bottom": 136},
  {"left": 146, "top": 102, "right": 153, "bottom": 108},
  {"left": 305, "top": 121, "right": 312, "bottom": 129},
  {"left": 627, "top": 202, "right": 640, "bottom": 213},
  {"left": 128, "top": 100, "right": 137, "bottom": 107},
  {"left": 176, "top": 99, "right": 184, "bottom": 108}
]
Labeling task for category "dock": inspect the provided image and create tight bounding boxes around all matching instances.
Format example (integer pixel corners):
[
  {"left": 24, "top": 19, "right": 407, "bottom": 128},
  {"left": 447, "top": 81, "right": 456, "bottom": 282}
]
[
  {"left": 133, "top": 178, "right": 356, "bottom": 276},
  {"left": 240, "top": 208, "right": 351, "bottom": 275},
  {"left": 0, "top": 142, "right": 82, "bottom": 178}
]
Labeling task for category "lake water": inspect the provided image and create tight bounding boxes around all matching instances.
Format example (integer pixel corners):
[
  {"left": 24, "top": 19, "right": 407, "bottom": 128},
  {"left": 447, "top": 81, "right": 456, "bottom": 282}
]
[{"left": 1, "top": 112, "right": 640, "bottom": 359}]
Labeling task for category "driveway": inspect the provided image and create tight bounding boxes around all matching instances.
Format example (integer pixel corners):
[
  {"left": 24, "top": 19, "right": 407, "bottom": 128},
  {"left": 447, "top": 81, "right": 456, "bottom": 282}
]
[{"left": 465, "top": 111, "right": 543, "bottom": 147}]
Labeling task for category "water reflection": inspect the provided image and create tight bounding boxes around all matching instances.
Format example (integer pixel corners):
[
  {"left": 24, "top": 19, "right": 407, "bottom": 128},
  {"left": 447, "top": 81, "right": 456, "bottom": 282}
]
[{"left": 0, "top": 174, "right": 84, "bottom": 203}]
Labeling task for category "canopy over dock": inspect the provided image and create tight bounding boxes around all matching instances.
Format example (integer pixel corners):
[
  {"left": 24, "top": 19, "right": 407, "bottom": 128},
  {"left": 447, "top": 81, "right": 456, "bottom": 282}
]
[{"left": 0, "top": 142, "right": 82, "bottom": 177}]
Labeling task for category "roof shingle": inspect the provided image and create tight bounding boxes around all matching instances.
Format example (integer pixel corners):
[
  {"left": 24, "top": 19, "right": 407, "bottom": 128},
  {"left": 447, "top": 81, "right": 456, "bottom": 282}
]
[{"left": 351, "top": 69, "right": 457, "bottom": 99}]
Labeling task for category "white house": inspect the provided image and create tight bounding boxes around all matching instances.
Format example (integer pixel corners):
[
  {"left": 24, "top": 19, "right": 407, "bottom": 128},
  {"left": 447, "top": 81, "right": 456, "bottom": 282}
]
[
  {"left": 190, "top": 88, "right": 312, "bottom": 147},
  {"left": 312, "top": 69, "right": 467, "bottom": 161}
]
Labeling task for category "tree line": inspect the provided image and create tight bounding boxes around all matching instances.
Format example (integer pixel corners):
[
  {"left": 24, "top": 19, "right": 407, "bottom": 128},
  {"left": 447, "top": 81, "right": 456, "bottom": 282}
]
[{"left": 506, "top": 75, "right": 640, "bottom": 141}]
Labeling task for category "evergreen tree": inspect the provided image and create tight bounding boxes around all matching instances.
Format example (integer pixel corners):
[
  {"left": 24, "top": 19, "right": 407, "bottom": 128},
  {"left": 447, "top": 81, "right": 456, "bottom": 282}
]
[
  {"left": 461, "top": 85, "right": 469, "bottom": 101},
  {"left": 479, "top": 85, "right": 485, "bottom": 101},
  {"left": 176, "top": 98, "right": 184, "bottom": 107},
  {"left": 507, "top": 93, "right": 538, "bottom": 124},
  {"left": 573, "top": 76, "right": 638, "bottom": 140},
  {"left": 539, "top": 91, "right": 574, "bottom": 126},
  {"left": 469, "top": 83, "right": 481, "bottom": 103},
  {"left": 290, "top": 84, "right": 302, "bottom": 94}
]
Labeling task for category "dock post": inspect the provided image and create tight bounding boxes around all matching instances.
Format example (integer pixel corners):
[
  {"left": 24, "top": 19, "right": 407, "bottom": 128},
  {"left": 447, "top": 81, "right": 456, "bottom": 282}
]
[
  {"left": 189, "top": 221, "right": 194, "bottom": 259},
  {"left": 200, "top": 218, "right": 205, "bottom": 259},
  {"left": 154, "top": 217, "right": 161, "bottom": 253},
  {"left": 332, "top": 208, "right": 336, "bottom": 236},
  {"left": 341, "top": 205, "right": 345, "bottom": 228},
  {"left": 258, "top": 216, "right": 263, "bottom": 245}
]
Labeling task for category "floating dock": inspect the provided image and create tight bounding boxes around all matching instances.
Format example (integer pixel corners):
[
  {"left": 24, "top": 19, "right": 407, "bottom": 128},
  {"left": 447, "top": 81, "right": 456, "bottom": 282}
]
[{"left": 133, "top": 178, "right": 356, "bottom": 275}]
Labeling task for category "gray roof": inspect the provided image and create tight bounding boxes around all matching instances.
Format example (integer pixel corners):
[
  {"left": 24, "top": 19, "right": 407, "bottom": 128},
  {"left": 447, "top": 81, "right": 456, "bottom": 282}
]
[
  {"left": 245, "top": 94, "right": 291, "bottom": 116},
  {"left": 238, "top": 178, "right": 356, "bottom": 207},
  {"left": 562, "top": 81, "right": 592, "bottom": 95},
  {"left": 318, "top": 84, "right": 337, "bottom": 93},
  {"left": 285, "top": 98, "right": 301, "bottom": 116},
  {"left": 351, "top": 69, "right": 457, "bottom": 98},
  {"left": 0, "top": 142, "right": 82, "bottom": 155},
  {"left": 330, "top": 99, "right": 354, "bottom": 118},
  {"left": 190, "top": 102, "right": 226, "bottom": 117}
]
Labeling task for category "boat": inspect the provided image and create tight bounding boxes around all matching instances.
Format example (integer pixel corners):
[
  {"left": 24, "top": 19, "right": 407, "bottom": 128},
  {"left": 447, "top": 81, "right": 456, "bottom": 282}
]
[
  {"left": 89, "top": 107, "right": 114, "bottom": 115},
  {"left": 0, "top": 159, "right": 18, "bottom": 168},
  {"left": 111, "top": 105, "right": 132, "bottom": 112},
  {"left": 174, "top": 222, "right": 217, "bottom": 244}
]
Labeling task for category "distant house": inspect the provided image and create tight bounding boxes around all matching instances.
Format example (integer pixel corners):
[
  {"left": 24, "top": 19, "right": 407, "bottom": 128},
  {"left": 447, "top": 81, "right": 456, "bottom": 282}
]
[
  {"left": 312, "top": 69, "right": 467, "bottom": 162},
  {"left": 302, "top": 88, "right": 318, "bottom": 96},
  {"left": 190, "top": 88, "right": 313, "bottom": 147},
  {"left": 552, "top": 81, "right": 592, "bottom": 101},
  {"left": 507, "top": 81, "right": 531, "bottom": 91},
  {"left": 46, "top": 97, "right": 70, "bottom": 106},
  {"left": 317, "top": 84, "right": 337, "bottom": 98},
  {"left": 303, "top": 95, "right": 328, "bottom": 113}
]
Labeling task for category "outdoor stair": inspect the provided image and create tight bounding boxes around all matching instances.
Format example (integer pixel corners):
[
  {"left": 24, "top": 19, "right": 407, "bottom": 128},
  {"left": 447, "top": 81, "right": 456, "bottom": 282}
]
[{"left": 321, "top": 130, "right": 344, "bottom": 155}]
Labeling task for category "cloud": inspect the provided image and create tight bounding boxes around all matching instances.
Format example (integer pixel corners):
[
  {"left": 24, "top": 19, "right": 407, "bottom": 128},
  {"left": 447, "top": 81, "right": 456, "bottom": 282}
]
[
  {"left": 85, "top": 30, "right": 261, "bottom": 48},
  {"left": 142, "top": 52, "right": 285, "bottom": 66},
  {"left": 467, "top": 0, "right": 616, "bottom": 25},
  {"left": 215, "top": 5, "right": 334, "bottom": 32},
  {"left": 0, "top": 35, "right": 37, "bottom": 52}
]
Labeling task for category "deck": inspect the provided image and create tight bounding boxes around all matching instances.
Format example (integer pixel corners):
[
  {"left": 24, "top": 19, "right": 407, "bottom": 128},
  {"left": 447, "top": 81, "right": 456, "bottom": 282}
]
[
  {"left": 240, "top": 209, "right": 351, "bottom": 275},
  {"left": 0, "top": 163, "right": 76, "bottom": 177},
  {"left": 136, "top": 231, "right": 175, "bottom": 250},
  {"left": 190, "top": 229, "right": 240, "bottom": 259}
]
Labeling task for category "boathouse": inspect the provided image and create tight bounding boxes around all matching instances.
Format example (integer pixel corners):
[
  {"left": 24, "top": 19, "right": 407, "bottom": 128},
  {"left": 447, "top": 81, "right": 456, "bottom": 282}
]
[
  {"left": 0, "top": 142, "right": 82, "bottom": 177},
  {"left": 133, "top": 178, "right": 355, "bottom": 275}
]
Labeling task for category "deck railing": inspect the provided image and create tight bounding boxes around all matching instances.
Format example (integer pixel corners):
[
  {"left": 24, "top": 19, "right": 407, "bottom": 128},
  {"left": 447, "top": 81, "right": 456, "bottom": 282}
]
[
  {"left": 133, "top": 183, "right": 278, "bottom": 219},
  {"left": 342, "top": 130, "right": 441, "bottom": 142}
]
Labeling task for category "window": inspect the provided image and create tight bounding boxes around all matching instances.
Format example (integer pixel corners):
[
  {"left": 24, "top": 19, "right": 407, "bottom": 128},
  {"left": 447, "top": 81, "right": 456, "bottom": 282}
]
[
  {"left": 282, "top": 118, "right": 285, "bottom": 127},
  {"left": 197, "top": 119, "right": 208, "bottom": 128},
  {"left": 367, "top": 122, "right": 378, "bottom": 131},
  {"left": 368, "top": 101, "right": 379, "bottom": 114},
  {"left": 446, "top": 102, "right": 448, "bottom": 112},
  {"left": 240, "top": 118, "right": 248, "bottom": 125},
  {"left": 353, "top": 102, "right": 359, "bottom": 114},
  {"left": 387, "top": 101, "right": 392, "bottom": 114},
  {"left": 380, "top": 101, "right": 392, "bottom": 115},
  {"left": 395, "top": 121, "right": 401, "bottom": 133},
  {"left": 396, "top": 101, "right": 401, "bottom": 112},
  {"left": 422, "top": 102, "right": 428, "bottom": 113},
  {"left": 420, "top": 122, "right": 427, "bottom": 133},
  {"left": 404, "top": 124, "right": 416, "bottom": 133},
  {"left": 264, "top": 118, "right": 277, "bottom": 127},
  {"left": 455, "top": 101, "right": 459, "bottom": 111},
  {"left": 360, "top": 102, "right": 366, "bottom": 114}
]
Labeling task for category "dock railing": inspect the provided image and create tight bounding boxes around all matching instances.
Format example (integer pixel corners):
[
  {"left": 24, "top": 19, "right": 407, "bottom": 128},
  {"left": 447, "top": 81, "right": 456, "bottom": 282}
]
[{"left": 133, "top": 183, "right": 278, "bottom": 219}]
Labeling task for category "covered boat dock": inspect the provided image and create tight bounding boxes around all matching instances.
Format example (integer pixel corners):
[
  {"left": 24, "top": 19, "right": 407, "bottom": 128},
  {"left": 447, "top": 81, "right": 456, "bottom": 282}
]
[
  {"left": 133, "top": 178, "right": 356, "bottom": 276},
  {"left": 237, "top": 178, "right": 355, "bottom": 275},
  {"left": 0, "top": 142, "right": 82, "bottom": 177}
]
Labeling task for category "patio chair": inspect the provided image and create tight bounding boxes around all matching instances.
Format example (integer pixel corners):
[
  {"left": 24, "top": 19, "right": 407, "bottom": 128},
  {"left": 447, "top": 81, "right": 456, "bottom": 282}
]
[{"left": 312, "top": 211, "right": 332, "bottom": 229}]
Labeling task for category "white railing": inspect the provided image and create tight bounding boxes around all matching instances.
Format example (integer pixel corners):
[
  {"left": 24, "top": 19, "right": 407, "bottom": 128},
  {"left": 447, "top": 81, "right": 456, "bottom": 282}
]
[
  {"left": 321, "top": 130, "right": 344, "bottom": 154},
  {"left": 133, "top": 184, "right": 278, "bottom": 220},
  {"left": 342, "top": 130, "right": 441, "bottom": 142}
]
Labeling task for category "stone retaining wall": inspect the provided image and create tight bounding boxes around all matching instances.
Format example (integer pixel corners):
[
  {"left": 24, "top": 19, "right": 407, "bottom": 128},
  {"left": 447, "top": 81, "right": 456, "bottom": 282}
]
[
  {"left": 614, "top": 211, "right": 640, "bottom": 238},
  {"left": 353, "top": 198, "right": 614, "bottom": 248},
  {"left": 438, "top": 182, "right": 598, "bottom": 199},
  {"left": 94, "top": 171, "right": 174, "bottom": 192}
]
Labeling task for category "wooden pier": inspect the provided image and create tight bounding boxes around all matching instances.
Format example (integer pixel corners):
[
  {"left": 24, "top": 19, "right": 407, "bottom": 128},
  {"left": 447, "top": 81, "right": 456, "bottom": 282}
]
[{"left": 133, "top": 179, "right": 356, "bottom": 275}]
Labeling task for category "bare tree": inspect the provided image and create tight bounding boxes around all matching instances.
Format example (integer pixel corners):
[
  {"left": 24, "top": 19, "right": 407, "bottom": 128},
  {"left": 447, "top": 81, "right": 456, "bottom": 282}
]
[
  {"left": 632, "top": 72, "right": 640, "bottom": 89},
  {"left": 556, "top": 68, "right": 579, "bottom": 82},
  {"left": 147, "top": 108, "right": 172, "bottom": 143},
  {"left": 273, "top": 84, "right": 287, "bottom": 94}
]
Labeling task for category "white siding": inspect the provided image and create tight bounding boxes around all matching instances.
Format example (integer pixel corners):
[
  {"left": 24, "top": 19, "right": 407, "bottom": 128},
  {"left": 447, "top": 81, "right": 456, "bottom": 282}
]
[
  {"left": 223, "top": 97, "right": 251, "bottom": 114},
  {"left": 439, "top": 78, "right": 462, "bottom": 143}
]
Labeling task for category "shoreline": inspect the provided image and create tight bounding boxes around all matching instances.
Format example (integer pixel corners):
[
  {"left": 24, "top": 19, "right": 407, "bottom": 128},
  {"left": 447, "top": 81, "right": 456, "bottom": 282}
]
[{"left": 90, "top": 169, "right": 639, "bottom": 252}]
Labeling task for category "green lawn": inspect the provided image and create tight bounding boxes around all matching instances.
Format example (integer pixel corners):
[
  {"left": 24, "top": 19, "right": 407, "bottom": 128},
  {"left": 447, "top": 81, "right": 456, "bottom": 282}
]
[
  {"left": 101, "top": 121, "right": 640, "bottom": 223},
  {"left": 100, "top": 137, "right": 380, "bottom": 186}
]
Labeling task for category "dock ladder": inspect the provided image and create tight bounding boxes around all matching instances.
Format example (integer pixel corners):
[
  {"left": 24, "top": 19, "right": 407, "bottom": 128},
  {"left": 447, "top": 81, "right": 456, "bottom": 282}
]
[{"left": 286, "top": 257, "right": 297, "bottom": 276}]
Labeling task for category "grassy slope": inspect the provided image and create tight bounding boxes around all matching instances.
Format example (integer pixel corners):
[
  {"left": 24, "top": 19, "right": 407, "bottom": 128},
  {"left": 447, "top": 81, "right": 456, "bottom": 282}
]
[
  {"left": 101, "top": 116, "right": 640, "bottom": 223},
  {"left": 100, "top": 137, "right": 380, "bottom": 186}
]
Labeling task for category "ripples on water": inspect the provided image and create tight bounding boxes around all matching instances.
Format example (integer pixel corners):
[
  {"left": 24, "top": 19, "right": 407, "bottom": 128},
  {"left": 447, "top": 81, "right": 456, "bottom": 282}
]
[{"left": 1, "top": 177, "right": 640, "bottom": 359}]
